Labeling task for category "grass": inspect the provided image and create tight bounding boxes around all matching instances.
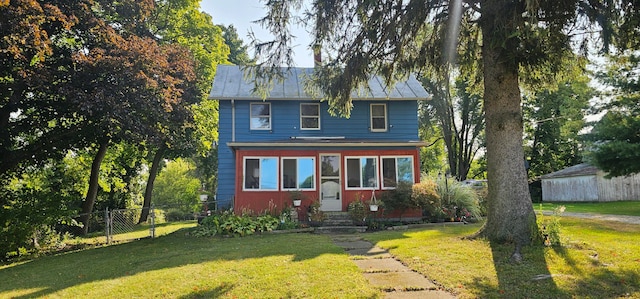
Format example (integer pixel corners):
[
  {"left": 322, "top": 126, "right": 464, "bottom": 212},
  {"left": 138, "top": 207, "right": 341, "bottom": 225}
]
[
  {"left": 537, "top": 201, "right": 640, "bottom": 216},
  {"left": 2, "top": 215, "right": 639, "bottom": 298},
  {"left": 0, "top": 226, "right": 379, "bottom": 298},
  {"left": 77, "top": 221, "right": 198, "bottom": 245},
  {"left": 364, "top": 217, "right": 640, "bottom": 298}
]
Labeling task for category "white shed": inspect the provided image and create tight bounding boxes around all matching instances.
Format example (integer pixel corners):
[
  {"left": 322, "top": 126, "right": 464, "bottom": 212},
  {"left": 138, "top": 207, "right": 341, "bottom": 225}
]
[{"left": 541, "top": 163, "right": 640, "bottom": 202}]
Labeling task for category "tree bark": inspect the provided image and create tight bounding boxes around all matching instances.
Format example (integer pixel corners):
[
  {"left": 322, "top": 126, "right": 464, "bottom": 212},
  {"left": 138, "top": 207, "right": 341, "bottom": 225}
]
[
  {"left": 476, "top": 0, "right": 536, "bottom": 250},
  {"left": 138, "top": 144, "right": 166, "bottom": 224},
  {"left": 80, "top": 139, "right": 110, "bottom": 235}
]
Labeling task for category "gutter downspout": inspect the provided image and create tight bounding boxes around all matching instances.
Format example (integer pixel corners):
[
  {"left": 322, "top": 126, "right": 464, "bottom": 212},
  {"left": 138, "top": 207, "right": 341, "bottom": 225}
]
[{"left": 231, "top": 99, "right": 236, "bottom": 142}]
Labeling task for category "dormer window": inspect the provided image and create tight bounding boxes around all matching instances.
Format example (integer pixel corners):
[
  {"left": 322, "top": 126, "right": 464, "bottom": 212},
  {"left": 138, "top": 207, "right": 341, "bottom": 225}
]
[
  {"left": 250, "top": 103, "right": 271, "bottom": 130},
  {"left": 300, "top": 103, "right": 320, "bottom": 130},
  {"left": 370, "top": 103, "right": 387, "bottom": 132}
]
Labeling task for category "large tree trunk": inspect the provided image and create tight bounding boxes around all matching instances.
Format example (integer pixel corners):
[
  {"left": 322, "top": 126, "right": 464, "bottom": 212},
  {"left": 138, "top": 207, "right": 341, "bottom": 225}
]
[
  {"left": 138, "top": 144, "right": 166, "bottom": 224},
  {"left": 80, "top": 139, "right": 110, "bottom": 235},
  {"left": 476, "top": 0, "right": 536, "bottom": 256}
]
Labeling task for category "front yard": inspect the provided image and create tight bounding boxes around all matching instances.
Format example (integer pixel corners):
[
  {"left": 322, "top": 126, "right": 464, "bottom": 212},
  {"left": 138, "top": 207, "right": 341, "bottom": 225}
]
[{"left": 1, "top": 212, "right": 638, "bottom": 298}]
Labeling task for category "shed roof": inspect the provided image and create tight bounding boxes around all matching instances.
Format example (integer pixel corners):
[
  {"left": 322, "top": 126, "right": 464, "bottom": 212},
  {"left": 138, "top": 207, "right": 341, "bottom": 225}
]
[
  {"left": 209, "top": 65, "right": 430, "bottom": 101},
  {"left": 541, "top": 163, "right": 600, "bottom": 179}
]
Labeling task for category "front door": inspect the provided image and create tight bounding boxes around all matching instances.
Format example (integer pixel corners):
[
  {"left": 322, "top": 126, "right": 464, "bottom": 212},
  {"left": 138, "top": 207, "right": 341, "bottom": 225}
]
[{"left": 319, "top": 154, "right": 341, "bottom": 211}]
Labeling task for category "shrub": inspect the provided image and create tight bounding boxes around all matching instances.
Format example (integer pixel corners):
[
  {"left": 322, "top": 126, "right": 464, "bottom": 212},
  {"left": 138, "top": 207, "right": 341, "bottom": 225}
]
[
  {"left": 537, "top": 205, "right": 564, "bottom": 246},
  {"left": 379, "top": 181, "right": 415, "bottom": 220},
  {"left": 412, "top": 179, "right": 441, "bottom": 220},
  {"left": 255, "top": 214, "right": 280, "bottom": 233},
  {"left": 436, "top": 177, "right": 482, "bottom": 221},
  {"left": 307, "top": 198, "right": 326, "bottom": 224},
  {"left": 347, "top": 194, "right": 367, "bottom": 225},
  {"left": 191, "top": 210, "right": 280, "bottom": 237},
  {"left": 164, "top": 209, "right": 194, "bottom": 222}
]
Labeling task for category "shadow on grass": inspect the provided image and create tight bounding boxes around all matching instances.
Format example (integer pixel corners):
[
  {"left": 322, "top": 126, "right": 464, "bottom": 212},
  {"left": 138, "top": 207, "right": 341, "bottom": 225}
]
[
  {"left": 0, "top": 229, "right": 344, "bottom": 298},
  {"left": 178, "top": 283, "right": 235, "bottom": 299},
  {"left": 482, "top": 242, "right": 567, "bottom": 298}
]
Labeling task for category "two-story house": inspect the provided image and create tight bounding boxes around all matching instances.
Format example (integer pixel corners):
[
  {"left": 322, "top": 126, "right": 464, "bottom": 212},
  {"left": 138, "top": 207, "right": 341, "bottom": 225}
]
[{"left": 209, "top": 65, "right": 428, "bottom": 216}]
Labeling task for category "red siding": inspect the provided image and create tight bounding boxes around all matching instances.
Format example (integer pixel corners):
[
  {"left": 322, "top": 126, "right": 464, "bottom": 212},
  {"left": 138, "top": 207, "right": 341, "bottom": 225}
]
[{"left": 234, "top": 148, "right": 421, "bottom": 216}]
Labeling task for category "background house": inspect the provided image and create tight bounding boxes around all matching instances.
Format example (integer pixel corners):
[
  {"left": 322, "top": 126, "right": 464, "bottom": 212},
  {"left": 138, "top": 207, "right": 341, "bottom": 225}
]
[
  {"left": 541, "top": 163, "right": 640, "bottom": 202},
  {"left": 208, "top": 65, "right": 429, "bottom": 214}
]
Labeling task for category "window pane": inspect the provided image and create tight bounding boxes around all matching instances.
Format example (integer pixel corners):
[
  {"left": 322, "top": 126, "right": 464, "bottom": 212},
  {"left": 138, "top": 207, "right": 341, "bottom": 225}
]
[
  {"left": 346, "top": 158, "right": 361, "bottom": 187},
  {"left": 298, "top": 158, "right": 315, "bottom": 189},
  {"left": 362, "top": 158, "right": 377, "bottom": 188},
  {"left": 372, "top": 118, "right": 386, "bottom": 130},
  {"left": 321, "top": 155, "right": 339, "bottom": 177},
  {"left": 245, "top": 159, "right": 259, "bottom": 189},
  {"left": 251, "top": 104, "right": 270, "bottom": 116},
  {"left": 260, "top": 158, "right": 278, "bottom": 189},
  {"left": 371, "top": 105, "right": 385, "bottom": 116},
  {"left": 301, "top": 104, "right": 319, "bottom": 116},
  {"left": 251, "top": 104, "right": 271, "bottom": 130},
  {"left": 301, "top": 118, "right": 319, "bottom": 129},
  {"left": 397, "top": 157, "right": 413, "bottom": 183},
  {"left": 382, "top": 158, "right": 397, "bottom": 187},
  {"left": 282, "top": 159, "right": 297, "bottom": 189},
  {"left": 251, "top": 117, "right": 270, "bottom": 129}
]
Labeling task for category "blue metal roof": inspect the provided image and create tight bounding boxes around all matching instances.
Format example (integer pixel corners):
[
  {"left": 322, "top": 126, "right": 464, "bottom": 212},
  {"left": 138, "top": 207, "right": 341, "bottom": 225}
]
[{"left": 209, "top": 65, "right": 430, "bottom": 101}]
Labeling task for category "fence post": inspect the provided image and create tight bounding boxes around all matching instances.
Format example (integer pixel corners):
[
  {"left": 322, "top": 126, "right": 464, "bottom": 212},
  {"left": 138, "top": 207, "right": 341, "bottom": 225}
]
[
  {"left": 105, "top": 207, "right": 110, "bottom": 244},
  {"left": 150, "top": 205, "right": 155, "bottom": 239}
]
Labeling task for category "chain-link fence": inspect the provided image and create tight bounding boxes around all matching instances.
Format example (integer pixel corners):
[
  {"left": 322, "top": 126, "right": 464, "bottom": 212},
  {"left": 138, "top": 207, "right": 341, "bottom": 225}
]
[{"left": 76, "top": 201, "right": 217, "bottom": 244}]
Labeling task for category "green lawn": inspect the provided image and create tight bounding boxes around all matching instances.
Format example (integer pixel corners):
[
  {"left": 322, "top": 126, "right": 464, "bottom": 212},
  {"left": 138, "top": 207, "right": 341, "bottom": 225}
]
[
  {"left": 0, "top": 227, "right": 379, "bottom": 298},
  {"left": 2, "top": 217, "right": 639, "bottom": 298},
  {"left": 538, "top": 201, "right": 640, "bottom": 216},
  {"left": 365, "top": 217, "right": 640, "bottom": 298}
]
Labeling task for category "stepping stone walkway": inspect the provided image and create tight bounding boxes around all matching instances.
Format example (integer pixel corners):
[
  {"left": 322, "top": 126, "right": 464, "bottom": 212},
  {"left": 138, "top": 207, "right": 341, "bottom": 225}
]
[{"left": 330, "top": 234, "right": 456, "bottom": 299}]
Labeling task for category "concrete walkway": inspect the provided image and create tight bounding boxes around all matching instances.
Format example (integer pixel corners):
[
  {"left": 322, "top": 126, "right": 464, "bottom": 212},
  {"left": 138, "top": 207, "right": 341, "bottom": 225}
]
[
  {"left": 330, "top": 234, "right": 456, "bottom": 299},
  {"left": 542, "top": 211, "right": 640, "bottom": 225}
]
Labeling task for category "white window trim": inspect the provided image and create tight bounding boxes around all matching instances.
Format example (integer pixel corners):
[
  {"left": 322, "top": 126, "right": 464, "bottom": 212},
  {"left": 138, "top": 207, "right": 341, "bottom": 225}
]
[
  {"left": 370, "top": 103, "right": 387, "bottom": 132},
  {"left": 300, "top": 103, "right": 321, "bottom": 130},
  {"left": 344, "top": 156, "right": 379, "bottom": 190},
  {"left": 243, "top": 156, "right": 279, "bottom": 191},
  {"left": 250, "top": 102, "right": 271, "bottom": 130},
  {"left": 281, "top": 157, "right": 317, "bottom": 191},
  {"left": 380, "top": 156, "right": 415, "bottom": 190}
]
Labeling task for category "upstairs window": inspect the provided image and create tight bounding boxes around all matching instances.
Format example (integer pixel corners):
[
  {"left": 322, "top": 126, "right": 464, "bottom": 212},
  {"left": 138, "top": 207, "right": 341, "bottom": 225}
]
[
  {"left": 250, "top": 103, "right": 271, "bottom": 130},
  {"left": 300, "top": 103, "right": 320, "bottom": 130},
  {"left": 244, "top": 157, "right": 278, "bottom": 190},
  {"left": 346, "top": 157, "right": 378, "bottom": 189},
  {"left": 382, "top": 156, "right": 414, "bottom": 189},
  {"left": 282, "top": 157, "right": 316, "bottom": 190},
  {"left": 370, "top": 103, "right": 387, "bottom": 132}
]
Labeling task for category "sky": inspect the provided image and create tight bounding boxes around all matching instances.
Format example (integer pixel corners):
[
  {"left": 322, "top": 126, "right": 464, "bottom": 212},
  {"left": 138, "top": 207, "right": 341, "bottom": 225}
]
[{"left": 200, "top": 1, "right": 314, "bottom": 67}]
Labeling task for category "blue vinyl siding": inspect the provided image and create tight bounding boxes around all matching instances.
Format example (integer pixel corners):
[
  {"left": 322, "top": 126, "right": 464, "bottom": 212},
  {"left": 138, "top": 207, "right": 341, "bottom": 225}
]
[
  {"left": 228, "top": 100, "right": 419, "bottom": 141},
  {"left": 215, "top": 99, "right": 420, "bottom": 207},
  {"left": 216, "top": 101, "right": 235, "bottom": 208}
]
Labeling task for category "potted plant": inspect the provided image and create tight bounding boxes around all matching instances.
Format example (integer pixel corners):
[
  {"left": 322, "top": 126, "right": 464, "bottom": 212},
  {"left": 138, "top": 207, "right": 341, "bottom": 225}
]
[
  {"left": 369, "top": 190, "right": 379, "bottom": 212},
  {"left": 288, "top": 190, "right": 305, "bottom": 207}
]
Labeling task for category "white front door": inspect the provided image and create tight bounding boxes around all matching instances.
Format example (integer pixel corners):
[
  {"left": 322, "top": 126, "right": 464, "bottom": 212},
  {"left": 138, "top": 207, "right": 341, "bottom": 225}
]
[{"left": 319, "top": 154, "right": 341, "bottom": 211}]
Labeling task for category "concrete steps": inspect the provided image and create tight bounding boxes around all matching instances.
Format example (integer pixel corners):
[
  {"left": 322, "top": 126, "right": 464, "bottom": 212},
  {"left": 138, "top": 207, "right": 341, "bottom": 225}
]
[
  {"left": 313, "top": 211, "right": 366, "bottom": 234},
  {"left": 323, "top": 211, "right": 354, "bottom": 226}
]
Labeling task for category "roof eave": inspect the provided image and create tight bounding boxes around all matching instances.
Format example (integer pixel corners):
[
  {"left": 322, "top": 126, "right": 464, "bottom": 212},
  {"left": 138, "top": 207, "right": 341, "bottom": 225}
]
[{"left": 227, "top": 141, "right": 428, "bottom": 149}]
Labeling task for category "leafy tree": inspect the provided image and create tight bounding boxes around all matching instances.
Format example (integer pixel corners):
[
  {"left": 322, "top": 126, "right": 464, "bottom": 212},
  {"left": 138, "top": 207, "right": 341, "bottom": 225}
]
[
  {"left": 219, "top": 24, "right": 256, "bottom": 65},
  {"left": 523, "top": 64, "right": 593, "bottom": 179},
  {"left": 0, "top": 155, "right": 85, "bottom": 259},
  {"left": 70, "top": 34, "right": 198, "bottom": 232},
  {"left": 422, "top": 75, "right": 485, "bottom": 181},
  {"left": 138, "top": 0, "right": 228, "bottom": 223},
  {"left": 588, "top": 54, "right": 640, "bottom": 177},
  {"left": 152, "top": 158, "right": 202, "bottom": 217},
  {"left": 0, "top": 1, "right": 88, "bottom": 176},
  {"left": 252, "top": 0, "right": 635, "bottom": 260}
]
